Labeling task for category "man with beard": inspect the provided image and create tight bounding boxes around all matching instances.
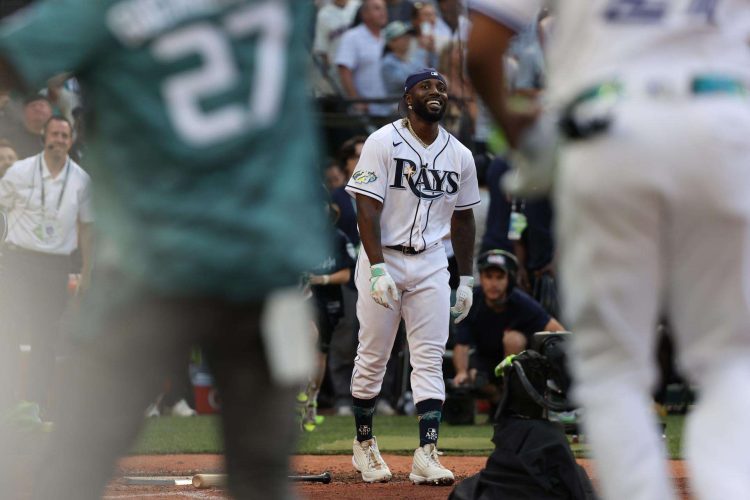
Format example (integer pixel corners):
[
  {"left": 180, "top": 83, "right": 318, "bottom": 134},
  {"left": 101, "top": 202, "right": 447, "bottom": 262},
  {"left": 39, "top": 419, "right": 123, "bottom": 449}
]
[{"left": 344, "top": 68, "right": 480, "bottom": 485}]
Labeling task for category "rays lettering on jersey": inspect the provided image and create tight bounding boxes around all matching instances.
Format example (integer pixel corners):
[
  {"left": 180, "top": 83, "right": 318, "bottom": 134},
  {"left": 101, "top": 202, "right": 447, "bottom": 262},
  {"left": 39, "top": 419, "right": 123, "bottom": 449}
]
[{"left": 389, "top": 158, "right": 459, "bottom": 200}]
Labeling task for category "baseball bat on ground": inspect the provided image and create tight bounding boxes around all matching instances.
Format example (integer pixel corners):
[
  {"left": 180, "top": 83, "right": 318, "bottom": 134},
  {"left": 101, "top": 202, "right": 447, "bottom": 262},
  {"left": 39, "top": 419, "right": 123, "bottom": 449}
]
[
  {"left": 192, "top": 472, "right": 333, "bottom": 488},
  {"left": 192, "top": 474, "right": 226, "bottom": 489},
  {"left": 288, "top": 471, "right": 332, "bottom": 484}
]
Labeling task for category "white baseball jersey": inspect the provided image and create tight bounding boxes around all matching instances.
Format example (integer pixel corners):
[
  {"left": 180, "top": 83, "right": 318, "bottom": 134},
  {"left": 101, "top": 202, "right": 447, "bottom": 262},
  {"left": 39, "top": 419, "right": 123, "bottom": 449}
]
[
  {"left": 470, "top": 0, "right": 750, "bottom": 107},
  {"left": 345, "top": 120, "right": 481, "bottom": 252}
]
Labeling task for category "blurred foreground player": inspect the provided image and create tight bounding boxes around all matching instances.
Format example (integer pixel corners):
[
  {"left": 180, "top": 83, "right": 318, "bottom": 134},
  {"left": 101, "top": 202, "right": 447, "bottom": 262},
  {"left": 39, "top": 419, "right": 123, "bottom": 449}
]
[
  {"left": 467, "top": 1, "right": 750, "bottom": 499},
  {"left": 0, "top": 1, "right": 328, "bottom": 499}
]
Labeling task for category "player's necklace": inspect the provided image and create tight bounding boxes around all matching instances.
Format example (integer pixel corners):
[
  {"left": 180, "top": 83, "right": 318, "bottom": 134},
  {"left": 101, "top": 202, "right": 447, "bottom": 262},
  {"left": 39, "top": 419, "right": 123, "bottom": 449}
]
[{"left": 403, "top": 118, "right": 432, "bottom": 149}]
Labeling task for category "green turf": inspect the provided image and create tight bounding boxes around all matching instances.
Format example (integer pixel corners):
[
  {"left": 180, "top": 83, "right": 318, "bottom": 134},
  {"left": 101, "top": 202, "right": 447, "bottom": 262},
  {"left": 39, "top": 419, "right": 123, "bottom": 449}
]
[{"left": 131, "top": 414, "right": 687, "bottom": 459}]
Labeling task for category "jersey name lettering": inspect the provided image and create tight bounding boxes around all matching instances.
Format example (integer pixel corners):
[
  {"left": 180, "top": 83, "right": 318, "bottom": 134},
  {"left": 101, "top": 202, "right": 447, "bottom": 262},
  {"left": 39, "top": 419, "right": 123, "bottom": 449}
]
[{"left": 389, "top": 158, "right": 459, "bottom": 199}]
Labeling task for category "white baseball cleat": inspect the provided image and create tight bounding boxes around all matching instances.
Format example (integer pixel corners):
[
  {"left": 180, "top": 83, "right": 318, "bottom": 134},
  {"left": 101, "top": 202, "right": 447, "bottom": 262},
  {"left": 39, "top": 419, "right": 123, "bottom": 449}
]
[
  {"left": 352, "top": 437, "right": 392, "bottom": 483},
  {"left": 409, "top": 443, "right": 455, "bottom": 485}
]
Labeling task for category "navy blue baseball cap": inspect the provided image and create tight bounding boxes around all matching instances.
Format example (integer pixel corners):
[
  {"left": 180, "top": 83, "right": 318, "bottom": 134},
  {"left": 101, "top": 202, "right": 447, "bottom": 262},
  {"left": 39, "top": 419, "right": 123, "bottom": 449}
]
[{"left": 403, "top": 68, "right": 447, "bottom": 94}]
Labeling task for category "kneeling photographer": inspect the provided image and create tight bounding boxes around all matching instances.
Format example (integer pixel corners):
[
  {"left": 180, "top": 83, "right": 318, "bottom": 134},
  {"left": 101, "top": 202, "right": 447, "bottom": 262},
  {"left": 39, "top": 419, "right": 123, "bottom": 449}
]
[{"left": 452, "top": 249, "right": 564, "bottom": 411}]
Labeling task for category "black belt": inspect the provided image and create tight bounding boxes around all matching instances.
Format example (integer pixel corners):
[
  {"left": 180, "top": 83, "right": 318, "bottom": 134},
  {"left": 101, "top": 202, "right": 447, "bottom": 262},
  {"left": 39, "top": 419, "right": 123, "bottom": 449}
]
[{"left": 385, "top": 245, "right": 425, "bottom": 255}]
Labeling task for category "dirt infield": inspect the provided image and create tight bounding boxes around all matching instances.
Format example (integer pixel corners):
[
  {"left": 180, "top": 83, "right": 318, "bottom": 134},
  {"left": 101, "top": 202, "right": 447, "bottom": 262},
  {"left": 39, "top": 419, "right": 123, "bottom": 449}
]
[{"left": 106, "top": 454, "right": 692, "bottom": 499}]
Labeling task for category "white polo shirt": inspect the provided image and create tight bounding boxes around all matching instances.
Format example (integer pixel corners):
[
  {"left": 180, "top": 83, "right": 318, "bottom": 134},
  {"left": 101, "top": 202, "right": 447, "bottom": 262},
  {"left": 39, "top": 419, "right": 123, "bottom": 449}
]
[
  {"left": 0, "top": 153, "right": 93, "bottom": 255},
  {"left": 334, "top": 24, "right": 390, "bottom": 116},
  {"left": 346, "top": 120, "right": 481, "bottom": 252}
]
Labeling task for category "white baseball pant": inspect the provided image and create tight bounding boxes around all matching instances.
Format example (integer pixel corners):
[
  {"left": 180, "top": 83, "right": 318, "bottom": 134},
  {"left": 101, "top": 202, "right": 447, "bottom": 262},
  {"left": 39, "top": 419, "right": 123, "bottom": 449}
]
[
  {"left": 351, "top": 243, "right": 450, "bottom": 404},
  {"left": 557, "top": 95, "right": 750, "bottom": 500}
]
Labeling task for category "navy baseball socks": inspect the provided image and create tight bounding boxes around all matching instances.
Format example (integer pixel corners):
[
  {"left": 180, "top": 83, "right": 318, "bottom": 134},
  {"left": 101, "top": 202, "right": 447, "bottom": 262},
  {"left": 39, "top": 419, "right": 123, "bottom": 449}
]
[
  {"left": 411, "top": 399, "right": 454, "bottom": 485},
  {"left": 352, "top": 397, "right": 376, "bottom": 441},
  {"left": 351, "top": 397, "right": 391, "bottom": 482},
  {"left": 417, "top": 399, "right": 442, "bottom": 446}
]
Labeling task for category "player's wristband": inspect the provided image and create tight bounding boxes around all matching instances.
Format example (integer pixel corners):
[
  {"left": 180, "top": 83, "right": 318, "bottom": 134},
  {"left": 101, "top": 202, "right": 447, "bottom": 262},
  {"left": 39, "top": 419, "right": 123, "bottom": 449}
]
[
  {"left": 458, "top": 276, "right": 474, "bottom": 288},
  {"left": 370, "top": 263, "right": 387, "bottom": 278}
]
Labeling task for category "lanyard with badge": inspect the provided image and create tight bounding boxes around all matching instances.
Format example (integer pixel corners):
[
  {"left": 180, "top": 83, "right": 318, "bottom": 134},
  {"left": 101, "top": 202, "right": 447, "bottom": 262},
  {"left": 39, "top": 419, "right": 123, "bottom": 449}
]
[
  {"left": 33, "top": 154, "right": 71, "bottom": 243},
  {"left": 508, "top": 198, "right": 527, "bottom": 241}
]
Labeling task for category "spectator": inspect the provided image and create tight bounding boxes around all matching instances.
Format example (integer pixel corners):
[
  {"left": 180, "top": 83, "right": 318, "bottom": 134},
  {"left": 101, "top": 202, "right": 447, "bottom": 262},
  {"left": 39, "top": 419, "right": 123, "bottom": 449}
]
[
  {"left": 312, "top": 0, "right": 362, "bottom": 95},
  {"left": 513, "top": 197, "right": 558, "bottom": 316},
  {"left": 336, "top": 0, "right": 391, "bottom": 116},
  {"left": 328, "top": 135, "right": 366, "bottom": 415},
  {"left": 0, "top": 94, "right": 52, "bottom": 159},
  {"left": 381, "top": 21, "right": 423, "bottom": 97},
  {"left": 480, "top": 156, "right": 513, "bottom": 254},
  {"left": 331, "top": 135, "right": 366, "bottom": 246},
  {"left": 452, "top": 250, "right": 564, "bottom": 407},
  {"left": 385, "top": 0, "right": 414, "bottom": 23},
  {"left": 324, "top": 158, "right": 347, "bottom": 191},
  {"left": 300, "top": 201, "right": 355, "bottom": 430},
  {"left": 0, "top": 116, "right": 93, "bottom": 417},
  {"left": 0, "top": 139, "right": 18, "bottom": 177},
  {"left": 410, "top": 1, "right": 441, "bottom": 66},
  {"left": 438, "top": 41, "right": 475, "bottom": 145},
  {"left": 435, "top": 0, "right": 470, "bottom": 52}
]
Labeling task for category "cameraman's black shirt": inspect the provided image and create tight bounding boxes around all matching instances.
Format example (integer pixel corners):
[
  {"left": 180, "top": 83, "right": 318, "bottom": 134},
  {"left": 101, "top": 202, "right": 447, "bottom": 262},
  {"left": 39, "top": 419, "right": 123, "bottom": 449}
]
[{"left": 455, "top": 287, "right": 551, "bottom": 371}]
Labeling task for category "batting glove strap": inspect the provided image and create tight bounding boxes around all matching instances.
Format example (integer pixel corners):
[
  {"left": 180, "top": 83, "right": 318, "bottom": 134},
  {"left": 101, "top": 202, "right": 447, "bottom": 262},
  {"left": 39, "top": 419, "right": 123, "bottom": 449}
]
[{"left": 370, "top": 263, "right": 387, "bottom": 278}]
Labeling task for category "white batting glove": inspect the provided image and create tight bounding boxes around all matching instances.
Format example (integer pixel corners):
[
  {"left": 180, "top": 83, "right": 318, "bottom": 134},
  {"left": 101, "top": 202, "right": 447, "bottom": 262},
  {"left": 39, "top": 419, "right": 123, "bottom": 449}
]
[
  {"left": 451, "top": 276, "right": 475, "bottom": 324},
  {"left": 370, "top": 263, "right": 399, "bottom": 309}
]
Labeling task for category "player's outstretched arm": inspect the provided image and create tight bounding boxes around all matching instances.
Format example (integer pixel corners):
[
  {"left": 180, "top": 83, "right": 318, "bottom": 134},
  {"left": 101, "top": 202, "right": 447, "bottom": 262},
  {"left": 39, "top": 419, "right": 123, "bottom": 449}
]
[{"left": 450, "top": 209, "right": 476, "bottom": 323}]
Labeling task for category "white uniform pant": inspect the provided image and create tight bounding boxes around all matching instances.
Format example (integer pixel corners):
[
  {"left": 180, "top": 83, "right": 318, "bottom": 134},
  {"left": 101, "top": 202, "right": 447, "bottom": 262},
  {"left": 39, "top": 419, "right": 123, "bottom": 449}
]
[
  {"left": 557, "top": 97, "right": 750, "bottom": 500},
  {"left": 351, "top": 244, "right": 450, "bottom": 404}
]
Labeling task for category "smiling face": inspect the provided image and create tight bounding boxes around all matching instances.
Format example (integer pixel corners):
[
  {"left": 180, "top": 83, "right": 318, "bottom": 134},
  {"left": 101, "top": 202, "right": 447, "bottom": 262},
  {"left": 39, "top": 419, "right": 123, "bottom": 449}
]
[
  {"left": 43, "top": 119, "right": 73, "bottom": 160},
  {"left": 406, "top": 78, "right": 448, "bottom": 123}
]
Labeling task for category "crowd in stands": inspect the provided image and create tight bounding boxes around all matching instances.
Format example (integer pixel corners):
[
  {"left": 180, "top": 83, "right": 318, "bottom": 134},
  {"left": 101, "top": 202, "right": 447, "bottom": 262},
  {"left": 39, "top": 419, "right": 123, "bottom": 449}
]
[{"left": 0, "top": 0, "right": 561, "bottom": 424}]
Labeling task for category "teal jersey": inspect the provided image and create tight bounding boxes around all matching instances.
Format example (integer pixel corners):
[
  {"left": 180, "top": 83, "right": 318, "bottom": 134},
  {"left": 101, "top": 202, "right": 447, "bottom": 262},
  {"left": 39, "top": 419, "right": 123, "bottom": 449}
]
[{"left": 0, "top": 0, "right": 329, "bottom": 300}]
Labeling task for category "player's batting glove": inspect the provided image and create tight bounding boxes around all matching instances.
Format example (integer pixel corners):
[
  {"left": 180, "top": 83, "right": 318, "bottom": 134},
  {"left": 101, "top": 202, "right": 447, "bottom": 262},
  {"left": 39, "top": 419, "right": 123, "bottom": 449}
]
[
  {"left": 370, "top": 263, "right": 399, "bottom": 309},
  {"left": 450, "top": 276, "right": 474, "bottom": 324}
]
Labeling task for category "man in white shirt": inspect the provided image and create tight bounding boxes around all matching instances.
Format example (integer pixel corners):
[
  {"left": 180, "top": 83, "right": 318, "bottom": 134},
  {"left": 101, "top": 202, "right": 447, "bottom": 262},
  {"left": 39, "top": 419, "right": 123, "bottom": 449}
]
[
  {"left": 0, "top": 115, "right": 93, "bottom": 416},
  {"left": 335, "top": 0, "right": 391, "bottom": 116},
  {"left": 466, "top": 1, "right": 750, "bottom": 499},
  {"left": 313, "top": 0, "right": 361, "bottom": 95}
]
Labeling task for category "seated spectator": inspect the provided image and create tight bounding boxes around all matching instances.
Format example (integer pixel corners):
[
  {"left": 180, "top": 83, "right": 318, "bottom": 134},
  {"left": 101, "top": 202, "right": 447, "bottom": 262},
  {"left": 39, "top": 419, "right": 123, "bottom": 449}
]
[
  {"left": 312, "top": 0, "right": 361, "bottom": 96},
  {"left": 452, "top": 249, "right": 564, "bottom": 407},
  {"left": 0, "top": 94, "right": 52, "bottom": 159},
  {"left": 381, "top": 21, "right": 424, "bottom": 97},
  {"left": 335, "top": 0, "right": 391, "bottom": 116},
  {"left": 0, "top": 139, "right": 17, "bottom": 177}
]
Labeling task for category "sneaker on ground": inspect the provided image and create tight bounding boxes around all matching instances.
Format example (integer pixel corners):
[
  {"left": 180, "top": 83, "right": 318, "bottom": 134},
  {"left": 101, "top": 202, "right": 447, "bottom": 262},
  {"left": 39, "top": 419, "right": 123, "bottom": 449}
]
[
  {"left": 376, "top": 400, "right": 396, "bottom": 416},
  {"left": 409, "top": 443, "right": 455, "bottom": 485},
  {"left": 169, "top": 399, "right": 197, "bottom": 417},
  {"left": 352, "top": 436, "right": 392, "bottom": 483}
]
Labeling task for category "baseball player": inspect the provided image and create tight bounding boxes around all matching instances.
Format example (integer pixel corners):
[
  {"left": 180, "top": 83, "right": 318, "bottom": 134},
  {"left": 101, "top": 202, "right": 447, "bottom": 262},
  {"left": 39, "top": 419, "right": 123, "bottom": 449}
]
[
  {"left": 467, "top": 1, "right": 750, "bottom": 499},
  {"left": 0, "top": 1, "right": 328, "bottom": 499},
  {"left": 345, "top": 68, "right": 481, "bottom": 485}
]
